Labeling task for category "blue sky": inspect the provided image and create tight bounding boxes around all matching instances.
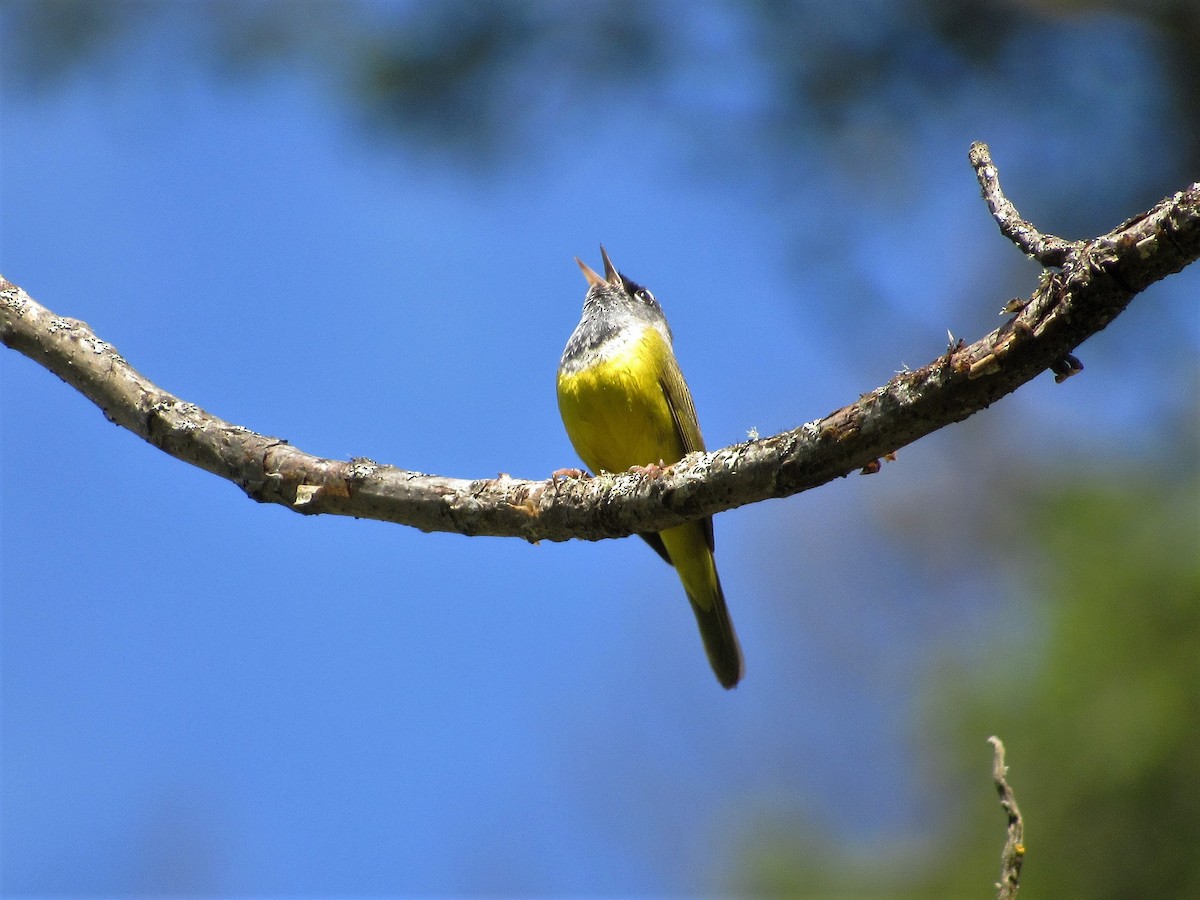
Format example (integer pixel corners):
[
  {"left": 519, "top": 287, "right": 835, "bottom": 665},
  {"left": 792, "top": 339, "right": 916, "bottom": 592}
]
[{"left": 2, "top": 5, "right": 1196, "bottom": 896}]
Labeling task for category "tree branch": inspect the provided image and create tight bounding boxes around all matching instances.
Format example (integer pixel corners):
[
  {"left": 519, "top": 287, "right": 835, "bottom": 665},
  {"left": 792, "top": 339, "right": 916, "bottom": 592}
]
[
  {"left": 3, "top": 144, "right": 1198, "bottom": 543},
  {"left": 988, "top": 736, "right": 1025, "bottom": 900},
  {"left": 969, "top": 141, "right": 1078, "bottom": 268}
]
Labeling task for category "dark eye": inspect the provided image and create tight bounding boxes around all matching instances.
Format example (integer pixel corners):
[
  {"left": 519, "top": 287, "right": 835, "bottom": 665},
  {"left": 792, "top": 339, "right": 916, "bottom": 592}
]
[{"left": 634, "top": 289, "right": 655, "bottom": 304}]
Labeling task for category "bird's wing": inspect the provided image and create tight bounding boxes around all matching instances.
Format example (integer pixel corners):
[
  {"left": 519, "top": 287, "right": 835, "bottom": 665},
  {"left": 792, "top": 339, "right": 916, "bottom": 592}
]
[
  {"left": 658, "top": 353, "right": 705, "bottom": 456},
  {"left": 658, "top": 353, "right": 716, "bottom": 553}
]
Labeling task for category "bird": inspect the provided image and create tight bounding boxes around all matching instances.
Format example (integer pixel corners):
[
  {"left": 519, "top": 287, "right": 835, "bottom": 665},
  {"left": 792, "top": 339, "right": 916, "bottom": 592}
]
[{"left": 556, "top": 246, "right": 743, "bottom": 689}]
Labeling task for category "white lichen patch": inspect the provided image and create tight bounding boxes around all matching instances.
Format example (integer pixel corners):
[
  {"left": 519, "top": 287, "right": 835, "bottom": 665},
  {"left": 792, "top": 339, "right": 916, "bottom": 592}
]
[{"left": 347, "top": 460, "right": 378, "bottom": 480}]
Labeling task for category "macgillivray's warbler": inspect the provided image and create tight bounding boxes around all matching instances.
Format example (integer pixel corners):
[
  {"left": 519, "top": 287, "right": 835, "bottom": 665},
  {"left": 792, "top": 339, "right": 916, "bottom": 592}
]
[{"left": 557, "top": 246, "right": 743, "bottom": 689}]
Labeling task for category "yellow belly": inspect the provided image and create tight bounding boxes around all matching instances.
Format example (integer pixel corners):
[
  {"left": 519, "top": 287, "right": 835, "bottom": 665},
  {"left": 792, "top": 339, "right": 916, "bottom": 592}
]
[
  {"left": 557, "top": 320, "right": 742, "bottom": 686},
  {"left": 556, "top": 328, "right": 686, "bottom": 475}
]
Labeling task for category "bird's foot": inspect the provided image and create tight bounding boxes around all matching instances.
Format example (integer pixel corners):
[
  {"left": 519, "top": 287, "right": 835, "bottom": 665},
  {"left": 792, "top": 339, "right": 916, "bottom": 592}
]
[
  {"left": 628, "top": 460, "right": 667, "bottom": 477},
  {"left": 551, "top": 467, "right": 587, "bottom": 482}
]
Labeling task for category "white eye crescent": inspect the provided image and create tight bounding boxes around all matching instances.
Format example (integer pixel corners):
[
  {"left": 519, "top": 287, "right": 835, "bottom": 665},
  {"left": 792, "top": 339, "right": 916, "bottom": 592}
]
[{"left": 635, "top": 289, "right": 655, "bottom": 304}]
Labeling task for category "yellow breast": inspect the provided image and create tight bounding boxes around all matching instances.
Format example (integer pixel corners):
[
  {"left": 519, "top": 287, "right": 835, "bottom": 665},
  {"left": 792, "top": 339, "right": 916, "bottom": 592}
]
[{"left": 556, "top": 326, "right": 686, "bottom": 475}]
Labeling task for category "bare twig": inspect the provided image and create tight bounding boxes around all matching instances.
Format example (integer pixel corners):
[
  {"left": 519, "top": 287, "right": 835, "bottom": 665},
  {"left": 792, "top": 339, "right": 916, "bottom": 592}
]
[
  {"left": 3, "top": 146, "right": 1198, "bottom": 542},
  {"left": 989, "top": 736, "right": 1025, "bottom": 900},
  {"left": 969, "top": 141, "right": 1078, "bottom": 267}
]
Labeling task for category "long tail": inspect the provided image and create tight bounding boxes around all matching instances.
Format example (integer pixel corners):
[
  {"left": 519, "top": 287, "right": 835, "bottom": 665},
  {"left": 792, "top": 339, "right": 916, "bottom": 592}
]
[
  {"left": 660, "top": 521, "right": 744, "bottom": 689},
  {"left": 687, "top": 572, "right": 743, "bottom": 689}
]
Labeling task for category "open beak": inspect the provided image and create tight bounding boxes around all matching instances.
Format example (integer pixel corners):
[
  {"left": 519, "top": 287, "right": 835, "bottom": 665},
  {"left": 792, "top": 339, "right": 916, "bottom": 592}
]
[
  {"left": 599, "top": 244, "right": 620, "bottom": 285},
  {"left": 575, "top": 257, "right": 606, "bottom": 288}
]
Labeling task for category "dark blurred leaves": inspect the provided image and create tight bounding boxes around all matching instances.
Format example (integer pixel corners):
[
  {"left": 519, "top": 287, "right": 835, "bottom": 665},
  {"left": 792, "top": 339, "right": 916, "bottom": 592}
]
[{"left": 4, "top": 0, "right": 1197, "bottom": 190}]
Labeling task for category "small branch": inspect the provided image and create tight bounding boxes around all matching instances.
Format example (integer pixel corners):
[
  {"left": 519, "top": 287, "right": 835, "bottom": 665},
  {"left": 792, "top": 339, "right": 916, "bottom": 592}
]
[
  {"left": 3, "top": 145, "right": 1198, "bottom": 542},
  {"left": 989, "top": 736, "right": 1025, "bottom": 900},
  {"left": 969, "top": 141, "right": 1078, "bottom": 267}
]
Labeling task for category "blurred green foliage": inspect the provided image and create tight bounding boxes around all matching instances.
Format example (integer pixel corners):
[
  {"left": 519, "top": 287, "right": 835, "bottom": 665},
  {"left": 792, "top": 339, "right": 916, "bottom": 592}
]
[
  {"left": 734, "top": 449, "right": 1200, "bottom": 898},
  {"left": 954, "top": 471, "right": 1200, "bottom": 899}
]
